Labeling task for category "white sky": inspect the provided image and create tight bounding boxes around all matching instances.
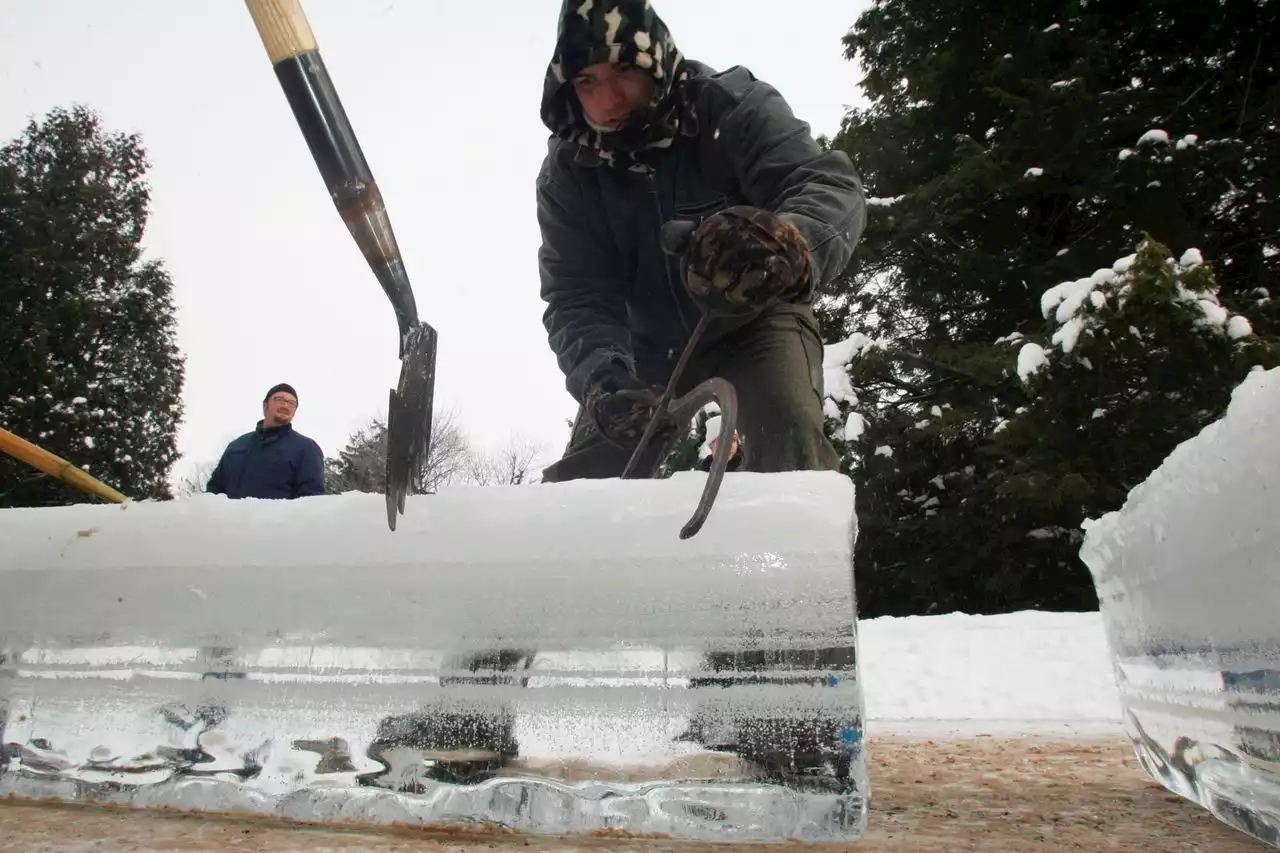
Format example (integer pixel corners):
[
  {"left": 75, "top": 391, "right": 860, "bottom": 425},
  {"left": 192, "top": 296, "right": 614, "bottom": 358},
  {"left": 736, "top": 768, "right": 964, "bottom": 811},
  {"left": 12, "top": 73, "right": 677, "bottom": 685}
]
[{"left": 2, "top": 0, "right": 870, "bottom": 486}]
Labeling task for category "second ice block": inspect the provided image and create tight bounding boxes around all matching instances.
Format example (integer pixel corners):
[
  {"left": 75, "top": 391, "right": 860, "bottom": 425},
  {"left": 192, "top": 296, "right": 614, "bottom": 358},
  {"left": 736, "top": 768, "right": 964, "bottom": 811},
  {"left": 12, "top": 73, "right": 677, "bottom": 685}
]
[
  {"left": 1080, "top": 367, "right": 1280, "bottom": 847},
  {"left": 0, "top": 471, "right": 865, "bottom": 842}
]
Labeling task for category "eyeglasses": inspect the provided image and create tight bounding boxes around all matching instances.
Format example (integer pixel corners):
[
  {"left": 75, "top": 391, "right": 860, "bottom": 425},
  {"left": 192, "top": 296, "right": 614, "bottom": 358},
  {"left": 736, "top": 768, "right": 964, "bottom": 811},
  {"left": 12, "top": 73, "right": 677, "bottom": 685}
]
[{"left": 268, "top": 396, "right": 298, "bottom": 408}]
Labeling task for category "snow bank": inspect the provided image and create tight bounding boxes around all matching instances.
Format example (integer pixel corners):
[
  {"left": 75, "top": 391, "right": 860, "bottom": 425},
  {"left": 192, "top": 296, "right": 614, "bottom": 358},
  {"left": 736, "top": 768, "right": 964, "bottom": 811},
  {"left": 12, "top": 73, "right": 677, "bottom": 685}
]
[{"left": 860, "top": 611, "right": 1122, "bottom": 735}]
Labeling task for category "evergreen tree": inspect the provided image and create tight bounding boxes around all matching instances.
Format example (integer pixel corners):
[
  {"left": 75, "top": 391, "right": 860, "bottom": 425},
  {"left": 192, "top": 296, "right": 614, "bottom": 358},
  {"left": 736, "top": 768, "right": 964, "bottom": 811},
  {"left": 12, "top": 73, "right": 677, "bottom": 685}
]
[
  {"left": 821, "top": 0, "right": 1278, "bottom": 617},
  {"left": 325, "top": 409, "right": 469, "bottom": 495},
  {"left": 0, "top": 105, "right": 185, "bottom": 507}
]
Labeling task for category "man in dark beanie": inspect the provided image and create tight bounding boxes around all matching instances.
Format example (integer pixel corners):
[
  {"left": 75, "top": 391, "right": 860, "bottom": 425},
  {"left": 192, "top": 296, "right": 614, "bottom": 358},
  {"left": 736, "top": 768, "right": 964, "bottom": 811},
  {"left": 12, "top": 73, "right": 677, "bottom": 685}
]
[
  {"left": 206, "top": 383, "right": 325, "bottom": 499},
  {"left": 536, "top": 0, "right": 866, "bottom": 482}
]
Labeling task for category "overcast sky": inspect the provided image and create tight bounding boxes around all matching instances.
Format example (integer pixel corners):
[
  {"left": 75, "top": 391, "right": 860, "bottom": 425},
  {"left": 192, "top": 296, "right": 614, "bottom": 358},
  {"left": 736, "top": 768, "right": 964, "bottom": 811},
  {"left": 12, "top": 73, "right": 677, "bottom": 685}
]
[{"left": 2, "top": 0, "right": 871, "bottom": 485}]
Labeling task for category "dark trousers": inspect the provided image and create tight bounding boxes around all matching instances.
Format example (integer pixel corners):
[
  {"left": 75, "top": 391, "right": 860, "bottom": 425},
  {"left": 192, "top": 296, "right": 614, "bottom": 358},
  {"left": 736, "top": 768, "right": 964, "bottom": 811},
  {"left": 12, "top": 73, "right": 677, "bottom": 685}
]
[{"left": 542, "top": 305, "right": 842, "bottom": 482}]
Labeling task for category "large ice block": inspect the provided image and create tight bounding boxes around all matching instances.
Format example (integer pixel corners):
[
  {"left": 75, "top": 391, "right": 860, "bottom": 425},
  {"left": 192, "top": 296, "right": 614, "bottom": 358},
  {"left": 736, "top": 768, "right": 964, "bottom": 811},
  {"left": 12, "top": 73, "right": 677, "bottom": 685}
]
[
  {"left": 1080, "top": 366, "right": 1280, "bottom": 847},
  {"left": 0, "top": 471, "right": 865, "bottom": 842}
]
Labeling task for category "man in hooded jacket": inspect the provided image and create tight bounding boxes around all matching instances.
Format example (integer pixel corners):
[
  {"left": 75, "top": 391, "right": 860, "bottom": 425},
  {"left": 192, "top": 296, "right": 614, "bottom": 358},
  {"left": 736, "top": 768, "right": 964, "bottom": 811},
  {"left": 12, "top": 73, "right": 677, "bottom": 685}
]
[
  {"left": 360, "top": 3, "right": 867, "bottom": 792},
  {"left": 537, "top": 0, "right": 867, "bottom": 481}
]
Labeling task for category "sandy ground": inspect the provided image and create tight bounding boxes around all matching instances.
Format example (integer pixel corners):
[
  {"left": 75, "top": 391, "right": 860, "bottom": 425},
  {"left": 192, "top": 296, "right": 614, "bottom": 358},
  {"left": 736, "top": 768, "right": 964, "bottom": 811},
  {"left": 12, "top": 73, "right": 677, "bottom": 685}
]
[{"left": 0, "top": 735, "right": 1269, "bottom": 852}]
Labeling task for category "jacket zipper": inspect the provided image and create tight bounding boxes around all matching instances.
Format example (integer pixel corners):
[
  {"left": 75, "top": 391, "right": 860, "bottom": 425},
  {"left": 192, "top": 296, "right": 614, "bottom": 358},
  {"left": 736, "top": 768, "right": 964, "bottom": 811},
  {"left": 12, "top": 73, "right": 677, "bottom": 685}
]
[{"left": 646, "top": 170, "right": 694, "bottom": 343}]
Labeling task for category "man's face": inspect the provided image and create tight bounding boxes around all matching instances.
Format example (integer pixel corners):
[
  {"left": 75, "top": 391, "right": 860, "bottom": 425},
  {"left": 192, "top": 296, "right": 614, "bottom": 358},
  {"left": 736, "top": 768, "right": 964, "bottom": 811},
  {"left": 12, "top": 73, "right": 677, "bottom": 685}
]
[
  {"left": 263, "top": 391, "right": 298, "bottom": 427},
  {"left": 572, "top": 61, "right": 655, "bottom": 131},
  {"left": 708, "top": 433, "right": 740, "bottom": 457}
]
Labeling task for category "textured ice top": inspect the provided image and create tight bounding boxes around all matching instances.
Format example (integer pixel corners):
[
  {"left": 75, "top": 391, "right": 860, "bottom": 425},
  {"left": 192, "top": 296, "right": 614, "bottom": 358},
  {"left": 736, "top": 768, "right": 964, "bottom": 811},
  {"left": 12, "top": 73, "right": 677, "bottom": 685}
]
[
  {"left": 0, "top": 472, "right": 856, "bottom": 651},
  {"left": 1080, "top": 367, "right": 1279, "bottom": 651}
]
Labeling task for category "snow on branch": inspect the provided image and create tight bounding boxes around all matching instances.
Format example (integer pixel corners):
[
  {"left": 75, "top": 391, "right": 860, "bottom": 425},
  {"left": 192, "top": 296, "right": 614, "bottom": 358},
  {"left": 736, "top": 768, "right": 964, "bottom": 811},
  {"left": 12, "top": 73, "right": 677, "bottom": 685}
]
[
  {"left": 1136, "top": 128, "right": 1170, "bottom": 146},
  {"left": 1013, "top": 238, "right": 1257, "bottom": 384},
  {"left": 820, "top": 332, "right": 888, "bottom": 435}
]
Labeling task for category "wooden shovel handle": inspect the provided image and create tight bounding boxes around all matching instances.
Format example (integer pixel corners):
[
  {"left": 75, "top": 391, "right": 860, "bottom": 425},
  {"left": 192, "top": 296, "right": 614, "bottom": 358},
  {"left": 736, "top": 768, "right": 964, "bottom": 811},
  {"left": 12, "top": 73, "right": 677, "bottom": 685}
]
[
  {"left": 0, "top": 426, "right": 127, "bottom": 503},
  {"left": 245, "top": 0, "right": 318, "bottom": 64}
]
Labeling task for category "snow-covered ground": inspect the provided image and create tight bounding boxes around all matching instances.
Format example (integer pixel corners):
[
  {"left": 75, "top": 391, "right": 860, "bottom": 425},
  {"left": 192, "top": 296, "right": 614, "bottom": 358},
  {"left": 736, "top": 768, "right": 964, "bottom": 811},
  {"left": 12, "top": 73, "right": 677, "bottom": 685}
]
[{"left": 860, "top": 609, "right": 1122, "bottom": 738}]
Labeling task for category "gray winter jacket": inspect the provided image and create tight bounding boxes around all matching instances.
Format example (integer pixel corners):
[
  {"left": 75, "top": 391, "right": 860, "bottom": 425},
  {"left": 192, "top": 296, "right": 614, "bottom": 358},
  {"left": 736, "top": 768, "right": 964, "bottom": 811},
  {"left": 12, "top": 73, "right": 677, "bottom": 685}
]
[{"left": 536, "top": 61, "right": 867, "bottom": 404}]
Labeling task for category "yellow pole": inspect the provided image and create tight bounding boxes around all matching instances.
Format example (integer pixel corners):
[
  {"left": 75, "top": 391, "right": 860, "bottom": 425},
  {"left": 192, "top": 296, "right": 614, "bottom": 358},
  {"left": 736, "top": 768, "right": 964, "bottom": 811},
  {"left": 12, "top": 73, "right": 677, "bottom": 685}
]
[{"left": 0, "top": 425, "right": 127, "bottom": 504}]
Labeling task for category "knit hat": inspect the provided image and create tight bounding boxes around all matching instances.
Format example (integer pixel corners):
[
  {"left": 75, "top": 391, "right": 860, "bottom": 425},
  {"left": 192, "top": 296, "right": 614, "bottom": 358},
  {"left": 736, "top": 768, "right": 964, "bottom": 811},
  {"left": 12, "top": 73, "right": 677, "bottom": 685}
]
[{"left": 264, "top": 383, "right": 298, "bottom": 404}]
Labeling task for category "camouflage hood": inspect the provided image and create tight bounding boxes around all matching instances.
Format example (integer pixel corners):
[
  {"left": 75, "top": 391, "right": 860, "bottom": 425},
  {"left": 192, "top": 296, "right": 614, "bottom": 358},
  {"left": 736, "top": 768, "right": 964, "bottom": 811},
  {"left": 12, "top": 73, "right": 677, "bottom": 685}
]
[{"left": 540, "top": 0, "right": 694, "bottom": 170}]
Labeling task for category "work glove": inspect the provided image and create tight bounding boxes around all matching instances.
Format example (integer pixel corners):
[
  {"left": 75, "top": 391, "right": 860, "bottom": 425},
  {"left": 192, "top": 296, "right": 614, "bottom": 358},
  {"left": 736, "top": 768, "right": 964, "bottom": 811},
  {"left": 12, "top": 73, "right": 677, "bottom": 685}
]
[
  {"left": 583, "top": 361, "right": 670, "bottom": 446},
  {"left": 680, "top": 206, "right": 815, "bottom": 313}
]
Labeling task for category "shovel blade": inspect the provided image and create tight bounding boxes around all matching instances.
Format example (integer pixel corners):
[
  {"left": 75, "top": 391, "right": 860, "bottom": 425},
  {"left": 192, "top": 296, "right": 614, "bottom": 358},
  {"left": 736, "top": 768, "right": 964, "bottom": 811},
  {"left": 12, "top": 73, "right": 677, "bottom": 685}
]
[{"left": 385, "top": 321, "right": 438, "bottom": 531}]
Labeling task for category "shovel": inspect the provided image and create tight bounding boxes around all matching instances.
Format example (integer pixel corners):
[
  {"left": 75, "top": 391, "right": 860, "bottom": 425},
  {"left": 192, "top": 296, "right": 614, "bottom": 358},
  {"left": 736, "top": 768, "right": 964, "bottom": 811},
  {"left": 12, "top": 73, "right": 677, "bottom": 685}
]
[
  {"left": 245, "top": 0, "right": 436, "bottom": 531},
  {"left": 0, "top": 425, "right": 127, "bottom": 504}
]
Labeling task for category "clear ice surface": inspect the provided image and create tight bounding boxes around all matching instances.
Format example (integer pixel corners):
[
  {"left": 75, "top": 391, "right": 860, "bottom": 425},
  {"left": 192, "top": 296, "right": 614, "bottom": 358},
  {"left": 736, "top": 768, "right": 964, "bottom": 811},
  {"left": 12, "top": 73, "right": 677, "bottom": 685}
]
[
  {"left": 1081, "top": 366, "right": 1280, "bottom": 848},
  {"left": 0, "top": 471, "right": 866, "bottom": 842}
]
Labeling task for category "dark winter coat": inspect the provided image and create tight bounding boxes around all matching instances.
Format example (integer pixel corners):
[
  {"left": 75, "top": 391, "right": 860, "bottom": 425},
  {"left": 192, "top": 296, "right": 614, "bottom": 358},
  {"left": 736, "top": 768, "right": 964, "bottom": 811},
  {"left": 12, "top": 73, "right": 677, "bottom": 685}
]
[
  {"left": 206, "top": 421, "right": 325, "bottom": 500},
  {"left": 698, "top": 451, "right": 743, "bottom": 474},
  {"left": 536, "top": 0, "right": 867, "bottom": 404}
]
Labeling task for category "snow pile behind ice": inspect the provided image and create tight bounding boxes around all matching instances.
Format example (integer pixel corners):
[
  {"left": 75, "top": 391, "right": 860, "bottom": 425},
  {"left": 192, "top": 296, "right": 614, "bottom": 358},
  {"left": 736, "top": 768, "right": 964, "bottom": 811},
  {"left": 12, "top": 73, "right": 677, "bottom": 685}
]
[
  {"left": 1081, "top": 366, "right": 1280, "bottom": 652},
  {"left": 860, "top": 610, "right": 1122, "bottom": 735}
]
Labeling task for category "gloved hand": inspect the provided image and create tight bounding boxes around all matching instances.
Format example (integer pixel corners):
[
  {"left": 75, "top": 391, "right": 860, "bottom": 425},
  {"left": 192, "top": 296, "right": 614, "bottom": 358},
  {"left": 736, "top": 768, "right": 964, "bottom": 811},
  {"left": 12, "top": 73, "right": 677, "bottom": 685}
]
[
  {"left": 583, "top": 361, "right": 670, "bottom": 445},
  {"left": 680, "top": 206, "right": 814, "bottom": 313}
]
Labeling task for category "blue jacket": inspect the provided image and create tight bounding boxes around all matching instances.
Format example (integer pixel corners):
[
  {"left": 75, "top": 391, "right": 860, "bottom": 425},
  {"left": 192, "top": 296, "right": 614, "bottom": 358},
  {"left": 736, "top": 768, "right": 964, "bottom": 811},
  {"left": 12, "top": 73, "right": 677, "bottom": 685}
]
[{"left": 206, "top": 421, "right": 325, "bottom": 499}]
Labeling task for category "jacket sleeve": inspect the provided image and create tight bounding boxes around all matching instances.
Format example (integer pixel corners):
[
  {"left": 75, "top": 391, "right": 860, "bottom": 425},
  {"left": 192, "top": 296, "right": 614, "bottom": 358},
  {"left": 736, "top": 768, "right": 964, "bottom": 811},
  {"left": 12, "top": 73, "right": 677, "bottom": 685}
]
[
  {"left": 205, "top": 450, "right": 227, "bottom": 495},
  {"left": 294, "top": 439, "right": 326, "bottom": 498},
  {"left": 708, "top": 68, "right": 867, "bottom": 290},
  {"left": 537, "top": 153, "right": 636, "bottom": 404}
]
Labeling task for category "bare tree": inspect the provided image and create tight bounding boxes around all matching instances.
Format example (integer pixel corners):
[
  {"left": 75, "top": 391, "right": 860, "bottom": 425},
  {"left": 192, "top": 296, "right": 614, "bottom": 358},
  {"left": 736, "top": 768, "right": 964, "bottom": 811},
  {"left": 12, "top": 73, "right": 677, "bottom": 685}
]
[
  {"left": 325, "top": 408, "right": 471, "bottom": 495},
  {"left": 173, "top": 459, "right": 218, "bottom": 498},
  {"left": 463, "top": 435, "right": 545, "bottom": 486}
]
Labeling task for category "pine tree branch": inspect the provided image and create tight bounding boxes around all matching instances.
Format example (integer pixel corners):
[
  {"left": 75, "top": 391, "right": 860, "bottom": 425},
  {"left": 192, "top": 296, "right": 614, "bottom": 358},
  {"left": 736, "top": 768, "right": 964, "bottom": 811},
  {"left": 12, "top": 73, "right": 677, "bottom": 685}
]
[
  {"left": 1160, "top": 77, "right": 1212, "bottom": 126},
  {"left": 897, "top": 350, "right": 989, "bottom": 384},
  {"left": 1237, "top": 35, "right": 1263, "bottom": 137},
  {"left": 881, "top": 374, "right": 930, "bottom": 396}
]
